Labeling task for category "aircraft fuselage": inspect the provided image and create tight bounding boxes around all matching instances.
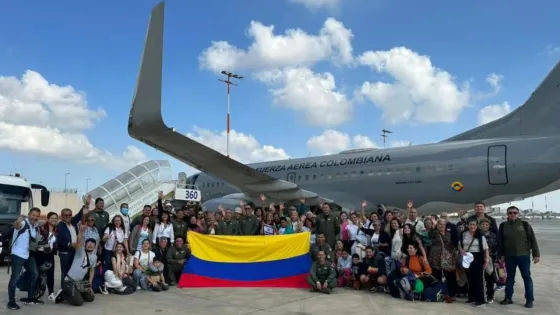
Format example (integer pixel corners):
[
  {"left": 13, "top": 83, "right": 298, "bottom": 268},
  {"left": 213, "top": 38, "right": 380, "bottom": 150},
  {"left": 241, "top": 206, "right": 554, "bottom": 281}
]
[{"left": 191, "top": 136, "right": 560, "bottom": 213}]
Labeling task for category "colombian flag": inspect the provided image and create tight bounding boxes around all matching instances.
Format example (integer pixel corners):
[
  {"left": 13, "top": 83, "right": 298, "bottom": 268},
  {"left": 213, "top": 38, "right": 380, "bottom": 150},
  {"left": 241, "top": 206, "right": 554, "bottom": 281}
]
[{"left": 178, "top": 232, "right": 311, "bottom": 288}]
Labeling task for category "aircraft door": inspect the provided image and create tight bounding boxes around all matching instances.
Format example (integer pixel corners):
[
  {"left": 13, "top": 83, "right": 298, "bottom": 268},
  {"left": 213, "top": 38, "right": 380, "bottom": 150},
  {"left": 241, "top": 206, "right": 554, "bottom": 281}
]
[
  {"left": 487, "top": 145, "right": 508, "bottom": 185},
  {"left": 286, "top": 172, "right": 296, "bottom": 183}
]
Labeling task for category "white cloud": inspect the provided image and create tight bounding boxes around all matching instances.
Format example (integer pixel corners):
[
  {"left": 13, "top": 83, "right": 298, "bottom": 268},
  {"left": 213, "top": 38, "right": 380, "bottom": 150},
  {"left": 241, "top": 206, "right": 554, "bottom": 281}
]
[
  {"left": 0, "top": 70, "right": 147, "bottom": 170},
  {"left": 486, "top": 73, "right": 503, "bottom": 94},
  {"left": 199, "top": 18, "right": 353, "bottom": 73},
  {"left": 187, "top": 126, "right": 289, "bottom": 163},
  {"left": 307, "top": 129, "right": 378, "bottom": 155},
  {"left": 544, "top": 45, "right": 560, "bottom": 56},
  {"left": 289, "top": 0, "right": 341, "bottom": 11},
  {"left": 255, "top": 67, "right": 351, "bottom": 126},
  {"left": 477, "top": 101, "right": 511, "bottom": 126},
  {"left": 358, "top": 47, "right": 471, "bottom": 124}
]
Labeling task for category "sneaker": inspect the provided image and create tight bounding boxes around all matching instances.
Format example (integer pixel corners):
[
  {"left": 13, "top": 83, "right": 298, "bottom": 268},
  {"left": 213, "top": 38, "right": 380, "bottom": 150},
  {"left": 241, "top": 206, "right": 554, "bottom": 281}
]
[
  {"left": 53, "top": 289, "right": 63, "bottom": 304},
  {"left": 464, "top": 300, "right": 474, "bottom": 304},
  {"left": 49, "top": 289, "right": 62, "bottom": 303},
  {"left": 495, "top": 285, "right": 505, "bottom": 291},
  {"left": 525, "top": 301, "right": 534, "bottom": 308},
  {"left": 487, "top": 299, "right": 494, "bottom": 304},
  {"left": 473, "top": 302, "right": 485, "bottom": 307},
  {"left": 500, "top": 298, "right": 513, "bottom": 305},
  {"left": 47, "top": 293, "right": 56, "bottom": 302},
  {"left": 99, "top": 284, "right": 109, "bottom": 295},
  {"left": 6, "top": 301, "right": 20, "bottom": 310}
]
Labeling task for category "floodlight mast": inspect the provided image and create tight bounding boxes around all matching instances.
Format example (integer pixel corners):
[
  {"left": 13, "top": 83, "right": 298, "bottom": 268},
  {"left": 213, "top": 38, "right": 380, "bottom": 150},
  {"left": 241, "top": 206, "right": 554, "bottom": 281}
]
[{"left": 218, "top": 71, "right": 243, "bottom": 158}]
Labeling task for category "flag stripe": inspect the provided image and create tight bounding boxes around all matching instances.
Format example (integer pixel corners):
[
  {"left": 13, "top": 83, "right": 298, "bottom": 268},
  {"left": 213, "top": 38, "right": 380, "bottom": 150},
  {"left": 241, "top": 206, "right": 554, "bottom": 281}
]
[
  {"left": 187, "top": 231, "right": 310, "bottom": 263},
  {"left": 178, "top": 274, "right": 309, "bottom": 288},
  {"left": 184, "top": 254, "right": 311, "bottom": 281}
]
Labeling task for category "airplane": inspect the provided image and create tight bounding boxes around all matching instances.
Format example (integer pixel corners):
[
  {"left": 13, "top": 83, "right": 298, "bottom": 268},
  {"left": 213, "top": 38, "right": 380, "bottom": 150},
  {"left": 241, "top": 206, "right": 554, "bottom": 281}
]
[{"left": 128, "top": 1, "right": 560, "bottom": 214}]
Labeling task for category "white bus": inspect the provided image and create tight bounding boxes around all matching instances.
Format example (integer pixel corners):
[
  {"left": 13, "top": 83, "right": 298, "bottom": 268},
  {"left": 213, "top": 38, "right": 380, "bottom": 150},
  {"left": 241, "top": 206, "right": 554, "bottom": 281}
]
[{"left": 0, "top": 173, "right": 49, "bottom": 260}]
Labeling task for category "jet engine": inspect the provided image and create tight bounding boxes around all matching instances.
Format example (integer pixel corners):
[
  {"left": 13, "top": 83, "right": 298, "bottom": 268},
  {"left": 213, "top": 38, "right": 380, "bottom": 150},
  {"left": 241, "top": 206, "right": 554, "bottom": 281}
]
[{"left": 201, "top": 193, "right": 252, "bottom": 211}]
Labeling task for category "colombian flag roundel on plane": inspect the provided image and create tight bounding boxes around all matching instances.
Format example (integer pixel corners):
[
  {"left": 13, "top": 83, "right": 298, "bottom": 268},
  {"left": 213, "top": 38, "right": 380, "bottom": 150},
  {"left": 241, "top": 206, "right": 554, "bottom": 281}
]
[{"left": 451, "top": 181, "right": 464, "bottom": 192}]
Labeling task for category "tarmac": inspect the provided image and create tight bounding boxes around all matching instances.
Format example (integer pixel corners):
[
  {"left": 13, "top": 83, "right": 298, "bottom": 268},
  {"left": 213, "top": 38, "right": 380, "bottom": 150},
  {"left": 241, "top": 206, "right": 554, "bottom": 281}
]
[{"left": 1, "top": 220, "right": 559, "bottom": 315}]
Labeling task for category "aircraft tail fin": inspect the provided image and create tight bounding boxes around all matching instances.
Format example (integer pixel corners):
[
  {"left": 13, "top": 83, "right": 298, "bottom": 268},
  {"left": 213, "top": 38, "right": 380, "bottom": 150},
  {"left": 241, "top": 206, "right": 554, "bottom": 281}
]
[
  {"left": 128, "top": 1, "right": 169, "bottom": 137},
  {"left": 443, "top": 60, "right": 560, "bottom": 141}
]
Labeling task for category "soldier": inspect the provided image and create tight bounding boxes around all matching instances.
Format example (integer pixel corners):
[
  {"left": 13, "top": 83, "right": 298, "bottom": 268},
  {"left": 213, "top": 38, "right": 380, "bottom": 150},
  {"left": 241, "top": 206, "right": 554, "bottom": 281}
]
[
  {"left": 239, "top": 202, "right": 260, "bottom": 236},
  {"left": 172, "top": 209, "right": 188, "bottom": 241},
  {"left": 310, "top": 233, "right": 334, "bottom": 263},
  {"left": 307, "top": 250, "right": 337, "bottom": 294},
  {"left": 315, "top": 203, "right": 340, "bottom": 248},
  {"left": 166, "top": 236, "right": 190, "bottom": 286},
  {"left": 215, "top": 209, "right": 240, "bottom": 235}
]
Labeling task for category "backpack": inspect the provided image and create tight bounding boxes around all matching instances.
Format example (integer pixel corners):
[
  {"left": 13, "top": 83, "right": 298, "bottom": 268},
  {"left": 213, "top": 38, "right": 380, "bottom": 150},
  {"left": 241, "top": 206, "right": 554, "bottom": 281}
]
[{"left": 423, "top": 282, "right": 445, "bottom": 302}]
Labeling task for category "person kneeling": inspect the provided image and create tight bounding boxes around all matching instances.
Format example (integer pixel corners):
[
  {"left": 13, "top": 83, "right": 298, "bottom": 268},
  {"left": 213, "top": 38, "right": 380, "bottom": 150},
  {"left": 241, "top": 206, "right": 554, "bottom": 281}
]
[
  {"left": 53, "top": 224, "right": 96, "bottom": 306},
  {"left": 146, "top": 258, "right": 169, "bottom": 292},
  {"left": 307, "top": 250, "right": 337, "bottom": 294}
]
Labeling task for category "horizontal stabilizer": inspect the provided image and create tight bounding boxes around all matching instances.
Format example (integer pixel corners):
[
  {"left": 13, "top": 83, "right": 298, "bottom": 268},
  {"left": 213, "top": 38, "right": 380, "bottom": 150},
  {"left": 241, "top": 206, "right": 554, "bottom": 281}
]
[{"left": 127, "top": 1, "right": 331, "bottom": 204}]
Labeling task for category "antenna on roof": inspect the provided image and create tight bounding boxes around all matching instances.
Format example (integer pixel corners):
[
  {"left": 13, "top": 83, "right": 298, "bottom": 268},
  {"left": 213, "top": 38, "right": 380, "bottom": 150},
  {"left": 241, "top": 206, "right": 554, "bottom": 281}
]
[{"left": 381, "top": 129, "right": 392, "bottom": 148}]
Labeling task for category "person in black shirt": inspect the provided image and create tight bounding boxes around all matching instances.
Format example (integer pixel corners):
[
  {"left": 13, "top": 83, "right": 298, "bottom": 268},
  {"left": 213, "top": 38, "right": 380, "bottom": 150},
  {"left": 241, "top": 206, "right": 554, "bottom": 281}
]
[{"left": 351, "top": 254, "right": 365, "bottom": 290}]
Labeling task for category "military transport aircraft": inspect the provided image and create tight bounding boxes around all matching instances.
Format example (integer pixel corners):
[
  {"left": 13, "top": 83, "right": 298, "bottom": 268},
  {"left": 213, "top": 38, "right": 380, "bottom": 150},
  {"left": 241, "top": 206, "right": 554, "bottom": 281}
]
[{"left": 128, "top": 2, "right": 560, "bottom": 213}]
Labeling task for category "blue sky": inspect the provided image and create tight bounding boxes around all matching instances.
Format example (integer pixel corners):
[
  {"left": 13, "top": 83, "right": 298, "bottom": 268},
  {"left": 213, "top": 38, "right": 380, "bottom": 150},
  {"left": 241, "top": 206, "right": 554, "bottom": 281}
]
[{"left": 0, "top": 0, "right": 559, "bottom": 212}]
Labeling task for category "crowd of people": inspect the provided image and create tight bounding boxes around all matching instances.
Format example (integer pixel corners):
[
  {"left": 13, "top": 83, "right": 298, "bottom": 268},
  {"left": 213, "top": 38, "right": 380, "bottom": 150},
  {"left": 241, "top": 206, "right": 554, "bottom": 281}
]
[{"left": 6, "top": 192, "right": 540, "bottom": 311}]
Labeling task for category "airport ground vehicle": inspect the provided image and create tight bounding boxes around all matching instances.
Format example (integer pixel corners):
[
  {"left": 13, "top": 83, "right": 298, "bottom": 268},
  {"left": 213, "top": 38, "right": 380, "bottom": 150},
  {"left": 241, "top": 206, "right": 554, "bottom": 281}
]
[{"left": 0, "top": 174, "right": 49, "bottom": 261}]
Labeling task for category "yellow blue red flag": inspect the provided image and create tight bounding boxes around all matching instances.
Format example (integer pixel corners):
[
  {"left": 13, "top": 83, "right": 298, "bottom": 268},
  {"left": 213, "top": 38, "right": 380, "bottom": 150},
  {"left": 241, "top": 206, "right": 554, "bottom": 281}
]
[{"left": 179, "top": 232, "right": 311, "bottom": 288}]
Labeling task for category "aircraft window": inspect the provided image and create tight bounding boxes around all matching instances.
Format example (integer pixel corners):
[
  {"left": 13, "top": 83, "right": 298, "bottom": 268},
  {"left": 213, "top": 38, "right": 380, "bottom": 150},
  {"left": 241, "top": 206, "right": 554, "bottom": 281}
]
[
  {"left": 405, "top": 167, "right": 410, "bottom": 173},
  {"left": 368, "top": 170, "right": 374, "bottom": 176},
  {"left": 327, "top": 174, "right": 332, "bottom": 179},
  {"left": 351, "top": 171, "right": 357, "bottom": 177},
  {"left": 436, "top": 165, "right": 444, "bottom": 172},
  {"left": 320, "top": 174, "right": 325, "bottom": 178},
  {"left": 201, "top": 183, "right": 205, "bottom": 188},
  {"left": 377, "top": 169, "right": 383, "bottom": 176},
  {"left": 305, "top": 175, "right": 309, "bottom": 181},
  {"left": 396, "top": 167, "right": 403, "bottom": 174},
  {"left": 360, "top": 170, "right": 364, "bottom": 175},
  {"left": 312, "top": 174, "right": 316, "bottom": 180},
  {"left": 211, "top": 182, "right": 214, "bottom": 188},
  {"left": 343, "top": 172, "right": 348, "bottom": 177},
  {"left": 336, "top": 173, "right": 340, "bottom": 178},
  {"left": 448, "top": 164, "right": 454, "bottom": 171},
  {"left": 386, "top": 168, "right": 392, "bottom": 175},
  {"left": 416, "top": 166, "right": 421, "bottom": 173}
]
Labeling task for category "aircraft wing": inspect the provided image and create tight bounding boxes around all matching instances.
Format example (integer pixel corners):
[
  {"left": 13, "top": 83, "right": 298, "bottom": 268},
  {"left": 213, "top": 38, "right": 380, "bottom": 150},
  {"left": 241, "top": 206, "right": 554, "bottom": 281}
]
[{"left": 128, "top": 2, "right": 326, "bottom": 202}]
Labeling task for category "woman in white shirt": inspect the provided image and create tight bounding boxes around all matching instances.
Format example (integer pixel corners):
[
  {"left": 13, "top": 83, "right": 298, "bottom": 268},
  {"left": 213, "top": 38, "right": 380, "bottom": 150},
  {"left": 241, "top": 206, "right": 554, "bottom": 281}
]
[
  {"left": 103, "top": 215, "right": 128, "bottom": 270},
  {"left": 152, "top": 211, "right": 174, "bottom": 247},
  {"left": 133, "top": 239, "right": 155, "bottom": 290},
  {"left": 460, "top": 219, "right": 490, "bottom": 307}
]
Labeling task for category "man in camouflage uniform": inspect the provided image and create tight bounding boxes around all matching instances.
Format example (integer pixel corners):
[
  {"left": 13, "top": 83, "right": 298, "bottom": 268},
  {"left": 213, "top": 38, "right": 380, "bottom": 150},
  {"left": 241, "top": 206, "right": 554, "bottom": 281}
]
[
  {"left": 307, "top": 250, "right": 337, "bottom": 294},
  {"left": 216, "top": 209, "right": 240, "bottom": 235},
  {"left": 315, "top": 203, "right": 340, "bottom": 248},
  {"left": 239, "top": 204, "right": 260, "bottom": 235},
  {"left": 310, "top": 234, "right": 334, "bottom": 263}
]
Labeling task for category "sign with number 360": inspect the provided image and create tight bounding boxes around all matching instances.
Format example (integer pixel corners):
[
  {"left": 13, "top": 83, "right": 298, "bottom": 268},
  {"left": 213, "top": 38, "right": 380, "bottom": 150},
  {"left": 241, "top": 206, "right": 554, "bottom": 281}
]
[{"left": 174, "top": 188, "right": 202, "bottom": 201}]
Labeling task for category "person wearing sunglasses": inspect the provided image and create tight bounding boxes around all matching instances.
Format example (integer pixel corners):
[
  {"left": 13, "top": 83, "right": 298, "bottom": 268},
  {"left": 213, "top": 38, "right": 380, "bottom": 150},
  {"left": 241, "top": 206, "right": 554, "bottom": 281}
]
[{"left": 497, "top": 206, "right": 540, "bottom": 309}]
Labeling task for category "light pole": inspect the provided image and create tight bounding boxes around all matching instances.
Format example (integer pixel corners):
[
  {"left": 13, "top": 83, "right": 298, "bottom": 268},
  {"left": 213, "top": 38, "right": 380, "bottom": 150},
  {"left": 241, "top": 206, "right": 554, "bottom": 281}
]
[
  {"left": 86, "top": 177, "right": 91, "bottom": 193},
  {"left": 64, "top": 172, "right": 70, "bottom": 192},
  {"left": 381, "top": 129, "right": 392, "bottom": 148},
  {"left": 219, "top": 70, "right": 243, "bottom": 158}
]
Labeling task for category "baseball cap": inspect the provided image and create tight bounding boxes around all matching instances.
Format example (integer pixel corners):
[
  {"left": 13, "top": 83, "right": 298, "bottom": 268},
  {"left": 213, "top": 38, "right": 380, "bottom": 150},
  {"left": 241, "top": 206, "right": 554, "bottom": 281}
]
[{"left": 234, "top": 207, "right": 243, "bottom": 214}]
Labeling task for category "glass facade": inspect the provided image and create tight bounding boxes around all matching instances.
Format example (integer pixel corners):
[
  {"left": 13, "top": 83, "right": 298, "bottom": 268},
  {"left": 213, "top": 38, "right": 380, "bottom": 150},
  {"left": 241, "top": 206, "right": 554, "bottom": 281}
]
[{"left": 87, "top": 160, "right": 172, "bottom": 210}]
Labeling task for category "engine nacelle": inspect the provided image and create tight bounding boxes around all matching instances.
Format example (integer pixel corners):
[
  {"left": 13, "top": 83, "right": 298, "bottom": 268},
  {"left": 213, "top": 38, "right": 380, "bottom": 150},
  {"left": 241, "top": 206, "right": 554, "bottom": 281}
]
[{"left": 201, "top": 194, "right": 252, "bottom": 211}]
